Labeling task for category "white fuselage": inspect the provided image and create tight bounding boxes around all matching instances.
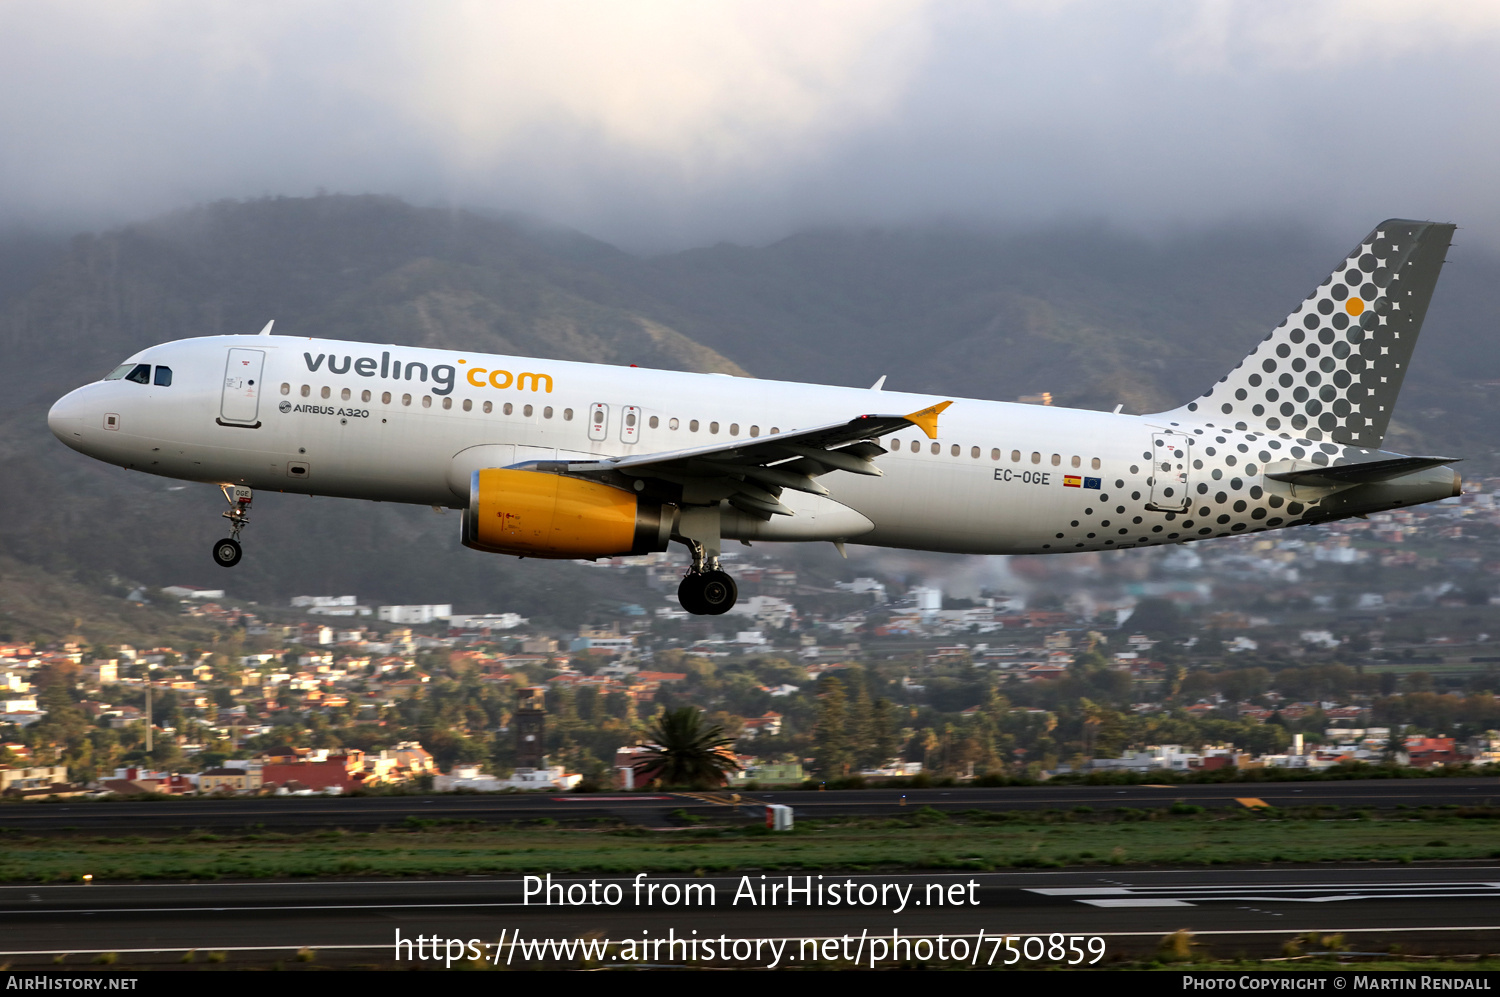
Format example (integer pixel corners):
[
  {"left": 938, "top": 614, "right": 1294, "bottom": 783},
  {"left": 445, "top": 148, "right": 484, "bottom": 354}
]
[{"left": 47, "top": 335, "right": 1456, "bottom": 557}]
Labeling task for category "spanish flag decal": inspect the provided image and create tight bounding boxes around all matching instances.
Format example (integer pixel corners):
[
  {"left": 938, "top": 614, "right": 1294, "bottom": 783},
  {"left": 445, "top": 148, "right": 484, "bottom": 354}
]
[{"left": 1063, "top": 475, "right": 1082, "bottom": 488}]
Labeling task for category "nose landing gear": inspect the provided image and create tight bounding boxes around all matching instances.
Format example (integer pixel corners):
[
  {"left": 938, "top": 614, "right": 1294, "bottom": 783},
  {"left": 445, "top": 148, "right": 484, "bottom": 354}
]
[
  {"left": 212, "top": 485, "right": 252, "bottom": 568},
  {"left": 677, "top": 539, "right": 737, "bottom": 615}
]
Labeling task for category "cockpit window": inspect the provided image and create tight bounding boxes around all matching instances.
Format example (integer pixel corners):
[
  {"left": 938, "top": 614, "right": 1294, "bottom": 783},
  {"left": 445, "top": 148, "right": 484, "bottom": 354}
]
[
  {"left": 154, "top": 366, "right": 172, "bottom": 387},
  {"left": 124, "top": 364, "right": 151, "bottom": 384},
  {"left": 103, "top": 364, "right": 134, "bottom": 381}
]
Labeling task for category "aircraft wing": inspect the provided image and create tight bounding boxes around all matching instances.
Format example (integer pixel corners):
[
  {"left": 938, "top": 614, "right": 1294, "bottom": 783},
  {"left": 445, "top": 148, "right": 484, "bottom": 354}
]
[{"left": 515, "top": 401, "right": 951, "bottom": 519}]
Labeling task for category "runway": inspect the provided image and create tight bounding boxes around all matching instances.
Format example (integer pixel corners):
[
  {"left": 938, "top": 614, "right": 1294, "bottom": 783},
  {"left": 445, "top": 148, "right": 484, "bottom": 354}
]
[
  {"left": 2, "top": 866, "right": 1496, "bottom": 967},
  {"left": 4, "top": 777, "right": 1498, "bottom": 834}
]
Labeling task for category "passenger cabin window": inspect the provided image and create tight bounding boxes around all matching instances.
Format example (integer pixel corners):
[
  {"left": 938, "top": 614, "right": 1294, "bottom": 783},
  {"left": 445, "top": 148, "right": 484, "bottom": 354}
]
[
  {"left": 1091, "top": 457, "right": 1101, "bottom": 469},
  {"left": 124, "top": 364, "right": 151, "bottom": 385},
  {"left": 483, "top": 401, "right": 492, "bottom": 413},
  {"left": 1071, "top": 455, "right": 1081, "bottom": 468},
  {"left": 463, "top": 399, "right": 472, "bottom": 412},
  {"left": 281, "top": 383, "right": 291, "bottom": 395},
  {"left": 153, "top": 366, "right": 173, "bottom": 387}
]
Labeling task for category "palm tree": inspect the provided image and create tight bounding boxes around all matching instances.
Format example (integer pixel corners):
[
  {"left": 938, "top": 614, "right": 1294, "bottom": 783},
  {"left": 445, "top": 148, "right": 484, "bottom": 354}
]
[{"left": 633, "top": 707, "right": 740, "bottom": 788}]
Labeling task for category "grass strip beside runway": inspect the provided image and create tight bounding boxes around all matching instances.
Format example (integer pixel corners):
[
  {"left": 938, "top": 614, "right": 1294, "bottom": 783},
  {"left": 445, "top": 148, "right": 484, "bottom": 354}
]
[{"left": 3, "top": 805, "right": 1500, "bottom": 882}]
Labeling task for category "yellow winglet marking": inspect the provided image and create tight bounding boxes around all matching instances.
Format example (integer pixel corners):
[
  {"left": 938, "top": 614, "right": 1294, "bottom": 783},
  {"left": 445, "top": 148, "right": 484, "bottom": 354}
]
[{"left": 905, "top": 400, "right": 952, "bottom": 440}]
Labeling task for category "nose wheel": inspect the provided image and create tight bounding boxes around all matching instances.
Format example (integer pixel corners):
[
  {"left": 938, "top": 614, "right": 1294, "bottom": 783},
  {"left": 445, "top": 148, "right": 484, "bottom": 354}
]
[
  {"left": 213, "top": 484, "right": 253, "bottom": 568},
  {"left": 677, "top": 541, "right": 737, "bottom": 615},
  {"left": 212, "top": 537, "right": 242, "bottom": 567}
]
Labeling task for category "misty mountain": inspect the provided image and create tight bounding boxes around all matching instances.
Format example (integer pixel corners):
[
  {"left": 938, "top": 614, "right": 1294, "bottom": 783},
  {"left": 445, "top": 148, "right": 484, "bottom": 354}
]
[{"left": 1, "top": 196, "right": 1496, "bottom": 637}]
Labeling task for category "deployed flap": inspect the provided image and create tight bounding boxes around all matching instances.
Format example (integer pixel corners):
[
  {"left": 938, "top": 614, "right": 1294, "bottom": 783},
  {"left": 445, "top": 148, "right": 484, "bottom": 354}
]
[
  {"left": 543, "top": 403, "right": 952, "bottom": 519},
  {"left": 1267, "top": 455, "right": 1459, "bottom": 487}
]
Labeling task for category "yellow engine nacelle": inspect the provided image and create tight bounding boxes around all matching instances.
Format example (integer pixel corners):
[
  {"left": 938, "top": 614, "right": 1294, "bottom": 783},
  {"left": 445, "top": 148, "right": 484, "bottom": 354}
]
[{"left": 461, "top": 468, "right": 671, "bottom": 559}]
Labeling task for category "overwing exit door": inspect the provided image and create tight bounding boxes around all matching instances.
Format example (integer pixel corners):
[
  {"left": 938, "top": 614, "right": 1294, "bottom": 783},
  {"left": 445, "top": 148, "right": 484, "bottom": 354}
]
[
  {"left": 219, "top": 349, "right": 265, "bottom": 427},
  {"left": 620, "top": 405, "right": 641, "bottom": 444},
  {"left": 588, "top": 403, "right": 609, "bottom": 441}
]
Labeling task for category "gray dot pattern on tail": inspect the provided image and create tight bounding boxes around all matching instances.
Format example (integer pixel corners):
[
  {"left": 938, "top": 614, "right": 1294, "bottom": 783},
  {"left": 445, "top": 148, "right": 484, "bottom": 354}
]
[{"left": 1177, "top": 220, "right": 1453, "bottom": 450}]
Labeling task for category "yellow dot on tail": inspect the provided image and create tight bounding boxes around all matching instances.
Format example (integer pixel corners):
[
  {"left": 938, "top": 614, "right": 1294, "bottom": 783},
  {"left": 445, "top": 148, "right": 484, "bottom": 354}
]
[{"left": 1346, "top": 298, "right": 1365, "bottom": 316}]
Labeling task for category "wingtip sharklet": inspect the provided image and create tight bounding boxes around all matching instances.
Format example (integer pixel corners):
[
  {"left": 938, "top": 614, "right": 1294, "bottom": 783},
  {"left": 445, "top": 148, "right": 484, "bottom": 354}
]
[{"left": 904, "top": 400, "right": 952, "bottom": 440}]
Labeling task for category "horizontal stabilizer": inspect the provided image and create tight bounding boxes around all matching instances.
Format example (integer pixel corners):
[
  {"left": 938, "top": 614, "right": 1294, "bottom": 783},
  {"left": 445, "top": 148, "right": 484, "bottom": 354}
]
[{"left": 1266, "top": 456, "right": 1459, "bottom": 487}]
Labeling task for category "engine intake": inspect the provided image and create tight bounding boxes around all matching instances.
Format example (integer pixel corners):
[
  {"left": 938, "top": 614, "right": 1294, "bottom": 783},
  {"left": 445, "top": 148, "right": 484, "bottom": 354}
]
[{"left": 461, "top": 468, "right": 671, "bottom": 558}]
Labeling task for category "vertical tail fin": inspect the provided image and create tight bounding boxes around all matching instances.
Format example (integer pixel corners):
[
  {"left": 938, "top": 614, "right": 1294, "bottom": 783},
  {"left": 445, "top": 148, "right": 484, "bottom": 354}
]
[{"left": 1163, "top": 219, "right": 1455, "bottom": 449}]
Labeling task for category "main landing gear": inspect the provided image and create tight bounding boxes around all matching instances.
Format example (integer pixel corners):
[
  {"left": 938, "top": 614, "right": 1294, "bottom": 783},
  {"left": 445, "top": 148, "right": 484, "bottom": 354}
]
[
  {"left": 677, "top": 539, "right": 737, "bottom": 616},
  {"left": 212, "top": 485, "right": 252, "bottom": 568}
]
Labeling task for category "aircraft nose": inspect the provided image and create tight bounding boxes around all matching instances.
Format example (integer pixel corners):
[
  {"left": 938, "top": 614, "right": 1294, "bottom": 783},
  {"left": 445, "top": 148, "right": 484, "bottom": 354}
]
[{"left": 48, "top": 389, "right": 89, "bottom": 448}]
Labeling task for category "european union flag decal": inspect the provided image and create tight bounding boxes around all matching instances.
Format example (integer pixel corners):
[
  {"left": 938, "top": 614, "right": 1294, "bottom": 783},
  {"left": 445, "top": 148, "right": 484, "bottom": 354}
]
[{"left": 1083, "top": 477, "right": 1101, "bottom": 489}]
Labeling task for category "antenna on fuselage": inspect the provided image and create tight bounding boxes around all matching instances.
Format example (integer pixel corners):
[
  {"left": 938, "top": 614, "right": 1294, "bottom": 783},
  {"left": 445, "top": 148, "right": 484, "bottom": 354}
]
[{"left": 257, "top": 320, "right": 275, "bottom": 336}]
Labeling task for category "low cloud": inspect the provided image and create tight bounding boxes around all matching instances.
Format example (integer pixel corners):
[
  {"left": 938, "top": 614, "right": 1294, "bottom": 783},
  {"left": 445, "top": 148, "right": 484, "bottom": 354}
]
[{"left": 0, "top": 2, "right": 1497, "bottom": 249}]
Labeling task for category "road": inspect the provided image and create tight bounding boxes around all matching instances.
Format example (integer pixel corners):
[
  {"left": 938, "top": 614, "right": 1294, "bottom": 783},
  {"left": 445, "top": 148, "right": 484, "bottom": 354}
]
[
  {"left": 4, "top": 778, "right": 1498, "bottom": 834},
  {"left": 1, "top": 865, "right": 1496, "bottom": 968}
]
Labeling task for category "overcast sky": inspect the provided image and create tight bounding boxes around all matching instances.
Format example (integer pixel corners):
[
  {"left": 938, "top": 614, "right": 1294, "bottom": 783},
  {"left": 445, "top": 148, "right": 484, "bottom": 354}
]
[{"left": 2, "top": 1, "right": 1498, "bottom": 251}]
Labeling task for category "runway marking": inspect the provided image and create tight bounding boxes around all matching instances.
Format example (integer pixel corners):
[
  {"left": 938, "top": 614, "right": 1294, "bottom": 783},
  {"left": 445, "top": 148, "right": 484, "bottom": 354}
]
[
  {"left": 1033, "top": 880, "right": 1500, "bottom": 894},
  {"left": 1235, "top": 797, "right": 1270, "bottom": 808},
  {"left": 1031, "top": 881, "right": 1500, "bottom": 905},
  {"left": 1079, "top": 899, "right": 1195, "bottom": 908}
]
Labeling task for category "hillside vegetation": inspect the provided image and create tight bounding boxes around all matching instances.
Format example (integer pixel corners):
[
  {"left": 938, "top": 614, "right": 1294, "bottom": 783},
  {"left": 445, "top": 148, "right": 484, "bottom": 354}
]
[{"left": 1, "top": 197, "right": 1496, "bottom": 624}]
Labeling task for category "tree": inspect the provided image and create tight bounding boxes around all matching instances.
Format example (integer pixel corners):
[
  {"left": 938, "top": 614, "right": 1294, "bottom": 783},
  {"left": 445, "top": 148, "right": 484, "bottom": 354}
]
[
  {"left": 813, "top": 677, "right": 853, "bottom": 778},
  {"left": 867, "top": 698, "right": 897, "bottom": 769},
  {"left": 632, "top": 708, "right": 740, "bottom": 788}
]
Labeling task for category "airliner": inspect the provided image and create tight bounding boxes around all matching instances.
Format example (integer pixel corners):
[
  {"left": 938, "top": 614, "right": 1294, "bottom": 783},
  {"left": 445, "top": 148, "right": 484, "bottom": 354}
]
[{"left": 47, "top": 219, "right": 1461, "bottom": 615}]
